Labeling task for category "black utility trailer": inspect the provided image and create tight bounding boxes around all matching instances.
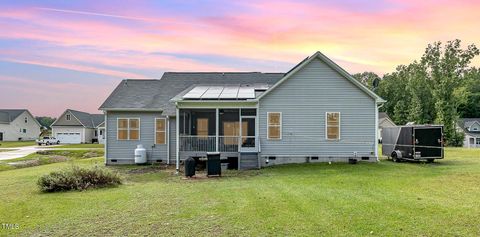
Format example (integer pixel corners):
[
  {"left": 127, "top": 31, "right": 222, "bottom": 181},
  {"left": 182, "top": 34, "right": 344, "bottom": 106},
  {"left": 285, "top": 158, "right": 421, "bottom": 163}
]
[{"left": 382, "top": 125, "right": 444, "bottom": 162}]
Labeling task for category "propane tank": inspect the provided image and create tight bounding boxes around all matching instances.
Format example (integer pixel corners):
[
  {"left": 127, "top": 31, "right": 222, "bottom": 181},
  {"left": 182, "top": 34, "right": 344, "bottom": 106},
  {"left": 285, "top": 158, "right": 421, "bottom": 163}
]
[{"left": 134, "top": 144, "right": 147, "bottom": 164}]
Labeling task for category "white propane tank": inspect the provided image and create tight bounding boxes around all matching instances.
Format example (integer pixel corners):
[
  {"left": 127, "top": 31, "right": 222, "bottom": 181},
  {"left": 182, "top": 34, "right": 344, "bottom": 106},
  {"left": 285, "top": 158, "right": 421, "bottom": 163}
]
[{"left": 134, "top": 144, "right": 147, "bottom": 164}]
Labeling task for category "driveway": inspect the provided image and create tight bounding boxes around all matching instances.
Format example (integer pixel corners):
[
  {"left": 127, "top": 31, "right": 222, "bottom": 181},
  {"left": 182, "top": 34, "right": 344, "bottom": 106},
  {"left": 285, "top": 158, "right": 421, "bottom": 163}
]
[
  {"left": 0, "top": 146, "right": 103, "bottom": 161},
  {"left": 0, "top": 146, "right": 41, "bottom": 160}
]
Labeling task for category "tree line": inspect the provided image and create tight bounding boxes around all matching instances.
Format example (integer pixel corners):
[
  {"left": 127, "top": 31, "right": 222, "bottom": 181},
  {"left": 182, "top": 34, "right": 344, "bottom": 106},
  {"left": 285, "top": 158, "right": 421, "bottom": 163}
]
[{"left": 353, "top": 39, "right": 480, "bottom": 146}]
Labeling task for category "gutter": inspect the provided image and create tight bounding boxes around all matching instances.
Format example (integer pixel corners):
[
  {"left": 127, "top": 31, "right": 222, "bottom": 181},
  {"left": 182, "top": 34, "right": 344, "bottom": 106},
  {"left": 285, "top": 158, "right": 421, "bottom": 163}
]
[
  {"left": 166, "top": 115, "right": 170, "bottom": 165},
  {"left": 375, "top": 102, "right": 385, "bottom": 162}
]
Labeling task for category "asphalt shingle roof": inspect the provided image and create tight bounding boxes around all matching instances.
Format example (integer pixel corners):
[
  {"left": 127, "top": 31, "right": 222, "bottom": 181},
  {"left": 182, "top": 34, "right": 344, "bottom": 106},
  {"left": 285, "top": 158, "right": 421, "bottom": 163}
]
[
  {"left": 0, "top": 109, "right": 28, "bottom": 124},
  {"left": 99, "top": 72, "right": 284, "bottom": 116},
  {"left": 67, "top": 109, "right": 104, "bottom": 128},
  {"left": 457, "top": 118, "right": 480, "bottom": 136}
]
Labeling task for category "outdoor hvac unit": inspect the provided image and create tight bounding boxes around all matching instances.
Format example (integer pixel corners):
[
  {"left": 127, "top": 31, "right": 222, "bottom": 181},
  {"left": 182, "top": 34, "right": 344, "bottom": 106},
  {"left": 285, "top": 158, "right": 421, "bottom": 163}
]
[{"left": 134, "top": 144, "right": 147, "bottom": 164}]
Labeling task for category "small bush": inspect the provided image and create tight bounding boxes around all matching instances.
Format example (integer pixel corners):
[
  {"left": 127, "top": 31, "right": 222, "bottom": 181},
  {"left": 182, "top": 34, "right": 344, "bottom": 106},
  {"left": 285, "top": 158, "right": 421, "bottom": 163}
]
[{"left": 37, "top": 165, "right": 122, "bottom": 192}]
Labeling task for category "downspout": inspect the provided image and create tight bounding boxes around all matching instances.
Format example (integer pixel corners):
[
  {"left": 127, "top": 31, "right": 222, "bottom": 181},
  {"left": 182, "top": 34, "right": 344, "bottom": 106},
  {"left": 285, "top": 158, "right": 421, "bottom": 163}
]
[
  {"left": 104, "top": 111, "right": 108, "bottom": 165},
  {"left": 175, "top": 103, "right": 180, "bottom": 173},
  {"left": 166, "top": 115, "right": 170, "bottom": 165},
  {"left": 375, "top": 102, "right": 385, "bottom": 161}
]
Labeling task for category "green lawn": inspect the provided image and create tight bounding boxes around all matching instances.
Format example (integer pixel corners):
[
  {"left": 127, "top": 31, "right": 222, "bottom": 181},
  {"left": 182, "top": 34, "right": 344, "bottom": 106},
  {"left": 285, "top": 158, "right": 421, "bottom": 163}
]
[
  {"left": 48, "top": 143, "right": 104, "bottom": 149},
  {"left": 0, "top": 148, "right": 479, "bottom": 236},
  {"left": 0, "top": 141, "right": 35, "bottom": 148}
]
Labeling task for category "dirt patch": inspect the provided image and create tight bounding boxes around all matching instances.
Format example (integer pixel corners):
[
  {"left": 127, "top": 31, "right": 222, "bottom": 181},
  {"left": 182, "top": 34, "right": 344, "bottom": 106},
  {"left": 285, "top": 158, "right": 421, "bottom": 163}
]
[
  {"left": 8, "top": 159, "right": 41, "bottom": 168},
  {"left": 50, "top": 155, "right": 68, "bottom": 162},
  {"left": 126, "top": 165, "right": 166, "bottom": 174},
  {"left": 36, "top": 150, "right": 53, "bottom": 155},
  {"left": 82, "top": 151, "right": 100, "bottom": 158}
]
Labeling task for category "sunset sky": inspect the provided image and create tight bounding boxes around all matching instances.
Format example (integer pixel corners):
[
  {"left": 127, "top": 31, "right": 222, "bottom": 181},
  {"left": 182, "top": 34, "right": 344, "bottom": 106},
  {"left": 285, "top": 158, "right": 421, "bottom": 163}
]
[{"left": 1, "top": 0, "right": 479, "bottom": 116}]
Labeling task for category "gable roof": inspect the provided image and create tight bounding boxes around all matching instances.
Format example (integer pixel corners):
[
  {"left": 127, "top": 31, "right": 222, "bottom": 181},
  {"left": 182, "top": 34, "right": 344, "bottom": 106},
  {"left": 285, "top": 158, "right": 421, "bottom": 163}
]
[
  {"left": 52, "top": 109, "right": 104, "bottom": 128},
  {"left": 0, "top": 109, "right": 41, "bottom": 127},
  {"left": 457, "top": 118, "right": 480, "bottom": 135},
  {"left": 99, "top": 72, "right": 284, "bottom": 116},
  {"left": 0, "top": 109, "right": 28, "bottom": 123},
  {"left": 379, "top": 112, "right": 396, "bottom": 126},
  {"left": 256, "top": 51, "right": 385, "bottom": 102}
]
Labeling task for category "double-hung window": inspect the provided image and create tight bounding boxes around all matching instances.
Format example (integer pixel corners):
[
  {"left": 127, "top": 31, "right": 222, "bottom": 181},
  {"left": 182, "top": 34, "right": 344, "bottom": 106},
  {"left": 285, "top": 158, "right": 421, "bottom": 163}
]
[
  {"left": 117, "top": 118, "right": 140, "bottom": 140},
  {"left": 155, "top": 118, "right": 166, "bottom": 144},
  {"left": 326, "top": 112, "right": 340, "bottom": 140},
  {"left": 267, "top": 112, "right": 282, "bottom": 140}
]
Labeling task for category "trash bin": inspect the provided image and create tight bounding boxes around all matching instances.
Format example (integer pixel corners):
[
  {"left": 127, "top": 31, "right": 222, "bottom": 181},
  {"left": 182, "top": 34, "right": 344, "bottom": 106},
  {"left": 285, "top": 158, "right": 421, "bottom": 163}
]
[
  {"left": 185, "top": 157, "right": 196, "bottom": 177},
  {"left": 207, "top": 152, "right": 221, "bottom": 176}
]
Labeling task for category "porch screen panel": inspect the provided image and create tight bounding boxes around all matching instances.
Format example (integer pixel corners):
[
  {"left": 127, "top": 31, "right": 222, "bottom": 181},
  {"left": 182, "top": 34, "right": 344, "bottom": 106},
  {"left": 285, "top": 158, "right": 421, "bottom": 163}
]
[
  {"left": 197, "top": 118, "right": 209, "bottom": 137},
  {"left": 268, "top": 112, "right": 281, "bottom": 139}
]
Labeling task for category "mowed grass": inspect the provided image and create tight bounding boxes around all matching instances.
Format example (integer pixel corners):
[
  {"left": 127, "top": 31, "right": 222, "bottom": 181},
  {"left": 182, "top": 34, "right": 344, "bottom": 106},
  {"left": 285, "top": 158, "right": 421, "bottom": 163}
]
[
  {"left": 0, "top": 148, "right": 479, "bottom": 236},
  {"left": 0, "top": 141, "right": 35, "bottom": 148},
  {"left": 51, "top": 143, "right": 104, "bottom": 149}
]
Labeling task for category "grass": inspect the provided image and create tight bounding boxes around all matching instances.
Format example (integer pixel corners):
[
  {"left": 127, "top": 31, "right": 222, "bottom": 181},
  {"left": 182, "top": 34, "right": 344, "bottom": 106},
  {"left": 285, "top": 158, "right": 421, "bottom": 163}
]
[
  {"left": 0, "top": 150, "right": 104, "bottom": 172},
  {"left": 0, "top": 141, "right": 35, "bottom": 148},
  {"left": 50, "top": 143, "right": 104, "bottom": 149},
  {"left": 0, "top": 149, "right": 17, "bottom": 153},
  {"left": 0, "top": 148, "right": 479, "bottom": 236}
]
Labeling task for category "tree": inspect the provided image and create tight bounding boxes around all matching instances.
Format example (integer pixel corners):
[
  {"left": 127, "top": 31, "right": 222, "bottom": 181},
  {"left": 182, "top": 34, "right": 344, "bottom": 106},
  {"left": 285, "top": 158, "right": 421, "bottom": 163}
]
[
  {"left": 36, "top": 117, "right": 56, "bottom": 129},
  {"left": 352, "top": 72, "right": 380, "bottom": 91},
  {"left": 421, "top": 39, "right": 479, "bottom": 144}
]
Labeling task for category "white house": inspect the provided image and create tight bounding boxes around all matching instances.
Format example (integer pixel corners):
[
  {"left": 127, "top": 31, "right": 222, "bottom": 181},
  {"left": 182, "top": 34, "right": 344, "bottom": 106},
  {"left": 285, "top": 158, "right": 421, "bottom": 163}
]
[
  {"left": 457, "top": 118, "right": 480, "bottom": 148},
  {"left": 51, "top": 109, "right": 104, "bottom": 144},
  {"left": 0, "top": 109, "right": 41, "bottom": 141}
]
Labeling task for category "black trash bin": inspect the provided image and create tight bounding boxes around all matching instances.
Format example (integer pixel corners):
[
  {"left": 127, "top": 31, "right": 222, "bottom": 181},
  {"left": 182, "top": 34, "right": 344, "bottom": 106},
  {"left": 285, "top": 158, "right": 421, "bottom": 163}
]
[
  {"left": 207, "top": 152, "right": 221, "bottom": 176},
  {"left": 185, "top": 157, "right": 196, "bottom": 177}
]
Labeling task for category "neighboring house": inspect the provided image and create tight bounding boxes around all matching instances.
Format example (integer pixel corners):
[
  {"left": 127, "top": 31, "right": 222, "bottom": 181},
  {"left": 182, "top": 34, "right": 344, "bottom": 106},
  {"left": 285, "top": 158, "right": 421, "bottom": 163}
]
[
  {"left": 96, "top": 121, "right": 106, "bottom": 144},
  {"left": 99, "top": 51, "right": 385, "bottom": 169},
  {"left": 456, "top": 118, "right": 480, "bottom": 148},
  {"left": 51, "top": 109, "right": 105, "bottom": 144},
  {"left": 0, "top": 109, "right": 41, "bottom": 141},
  {"left": 378, "top": 112, "right": 396, "bottom": 142}
]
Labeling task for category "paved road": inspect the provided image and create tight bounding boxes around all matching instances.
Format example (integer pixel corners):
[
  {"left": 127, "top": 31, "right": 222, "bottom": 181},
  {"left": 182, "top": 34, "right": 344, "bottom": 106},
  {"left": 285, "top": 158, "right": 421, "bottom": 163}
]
[{"left": 0, "top": 146, "right": 103, "bottom": 161}]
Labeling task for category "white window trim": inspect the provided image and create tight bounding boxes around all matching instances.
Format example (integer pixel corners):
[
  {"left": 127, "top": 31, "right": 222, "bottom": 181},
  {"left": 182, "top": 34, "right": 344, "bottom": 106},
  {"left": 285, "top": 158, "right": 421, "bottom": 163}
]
[
  {"left": 66, "top": 114, "right": 71, "bottom": 121},
  {"left": 325, "top": 112, "right": 341, "bottom": 141},
  {"left": 117, "top": 118, "right": 141, "bottom": 141},
  {"left": 154, "top": 117, "right": 167, "bottom": 145},
  {"left": 267, "top": 112, "right": 282, "bottom": 140}
]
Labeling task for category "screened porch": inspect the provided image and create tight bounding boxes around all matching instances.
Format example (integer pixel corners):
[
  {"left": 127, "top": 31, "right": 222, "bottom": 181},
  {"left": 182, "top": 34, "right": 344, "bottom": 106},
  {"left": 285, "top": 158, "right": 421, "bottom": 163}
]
[{"left": 178, "top": 108, "right": 257, "bottom": 152}]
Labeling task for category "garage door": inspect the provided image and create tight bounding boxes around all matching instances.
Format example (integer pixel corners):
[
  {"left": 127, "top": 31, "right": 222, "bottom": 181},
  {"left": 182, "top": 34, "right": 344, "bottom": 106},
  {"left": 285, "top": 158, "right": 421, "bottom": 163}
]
[{"left": 57, "top": 132, "right": 81, "bottom": 144}]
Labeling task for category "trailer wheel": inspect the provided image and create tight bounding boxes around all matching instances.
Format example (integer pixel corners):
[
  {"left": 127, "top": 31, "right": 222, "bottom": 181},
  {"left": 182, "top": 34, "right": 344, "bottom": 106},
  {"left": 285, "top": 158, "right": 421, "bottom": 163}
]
[
  {"left": 391, "top": 152, "right": 400, "bottom": 162},
  {"left": 426, "top": 159, "right": 434, "bottom": 163}
]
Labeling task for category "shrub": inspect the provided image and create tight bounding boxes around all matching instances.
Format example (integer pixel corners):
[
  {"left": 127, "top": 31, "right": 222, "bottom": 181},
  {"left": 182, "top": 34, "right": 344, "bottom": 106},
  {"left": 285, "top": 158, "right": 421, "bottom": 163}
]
[{"left": 37, "top": 165, "right": 122, "bottom": 192}]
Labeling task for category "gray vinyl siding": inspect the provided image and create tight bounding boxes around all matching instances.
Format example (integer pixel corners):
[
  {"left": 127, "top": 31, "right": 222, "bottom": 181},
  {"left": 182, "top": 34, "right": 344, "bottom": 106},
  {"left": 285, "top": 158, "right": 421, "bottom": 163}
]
[
  {"left": 106, "top": 111, "right": 170, "bottom": 164},
  {"left": 259, "top": 58, "right": 376, "bottom": 162},
  {"left": 54, "top": 111, "right": 83, "bottom": 126}
]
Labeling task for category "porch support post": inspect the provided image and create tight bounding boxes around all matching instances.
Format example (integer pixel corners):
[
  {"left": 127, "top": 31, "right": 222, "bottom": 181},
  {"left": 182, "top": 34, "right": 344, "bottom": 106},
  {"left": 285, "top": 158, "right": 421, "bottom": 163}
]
[
  {"left": 176, "top": 105, "right": 180, "bottom": 173},
  {"left": 215, "top": 108, "right": 219, "bottom": 152},
  {"left": 374, "top": 101, "right": 379, "bottom": 161}
]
